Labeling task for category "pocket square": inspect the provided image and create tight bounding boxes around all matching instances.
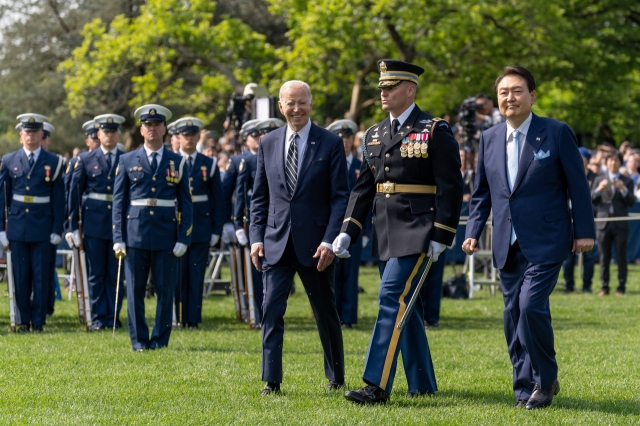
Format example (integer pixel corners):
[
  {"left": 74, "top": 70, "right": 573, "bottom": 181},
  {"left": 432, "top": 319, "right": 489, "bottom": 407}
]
[{"left": 534, "top": 150, "right": 550, "bottom": 160}]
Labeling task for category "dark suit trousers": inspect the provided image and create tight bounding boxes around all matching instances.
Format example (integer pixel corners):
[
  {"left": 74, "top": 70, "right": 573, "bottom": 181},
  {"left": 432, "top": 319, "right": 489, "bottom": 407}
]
[
  {"left": 175, "top": 241, "right": 208, "bottom": 325},
  {"left": 334, "top": 236, "right": 361, "bottom": 325},
  {"left": 126, "top": 248, "right": 178, "bottom": 350},
  {"left": 420, "top": 252, "right": 447, "bottom": 325},
  {"left": 500, "top": 241, "right": 562, "bottom": 401},
  {"left": 596, "top": 224, "right": 628, "bottom": 292},
  {"left": 261, "top": 235, "right": 344, "bottom": 384},
  {"left": 85, "top": 236, "right": 124, "bottom": 327},
  {"left": 12, "top": 240, "right": 51, "bottom": 327}
]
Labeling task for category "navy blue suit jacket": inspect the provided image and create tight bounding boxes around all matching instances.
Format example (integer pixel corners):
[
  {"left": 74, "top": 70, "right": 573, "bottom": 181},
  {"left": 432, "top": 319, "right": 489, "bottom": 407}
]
[
  {"left": 68, "top": 148, "right": 124, "bottom": 240},
  {"left": 188, "top": 153, "right": 224, "bottom": 242},
  {"left": 221, "top": 154, "right": 243, "bottom": 224},
  {"left": 233, "top": 152, "right": 257, "bottom": 232},
  {"left": 466, "top": 114, "right": 595, "bottom": 269},
  {"left": 0, "top": 149, "right": 65, "bottom": 242},
  {"left": 250, "top": 123, "right": 349, "bottom": 267},
  {"left": 112, "top": 147, "right": 193, "bottom": 251}
]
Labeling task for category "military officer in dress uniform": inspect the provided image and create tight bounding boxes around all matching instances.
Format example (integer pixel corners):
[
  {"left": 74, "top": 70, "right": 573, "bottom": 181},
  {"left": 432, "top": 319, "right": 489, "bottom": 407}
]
[
  {"left": 167, "top": 122, "right": 180, "bottom": 153},
  {"left": 333, "top": 60, "right": 463, "bottom": 403},
  {"left": 326, "top": 119, "right": 362, "bottom": 329},
  {"left": 173, "top": 117, "right": 223, "bottom": 328},
  {"left": 0, "top": 113, "right": 65, "bottom": 332},
  {"left": 66, "top": 114, "right": 126, "bottom": 330},
  {"left": 234, "top": 118, "right": 285, "bottom": 327},
  {"left": 112, "top": 104, "right": 193, "bottom": 350}
]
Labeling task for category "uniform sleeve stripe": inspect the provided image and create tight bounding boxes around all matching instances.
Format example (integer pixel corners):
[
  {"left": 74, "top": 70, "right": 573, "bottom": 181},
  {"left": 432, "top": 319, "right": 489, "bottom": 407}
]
[
  {"left": 186, "top": 225, "right": 193, "bottom": 236},
  {"left": 434, "top": 222, "right": 457, "bottom": 234},
  {"left": 343, "top": 217, "right": 363, "bottom": 230}
]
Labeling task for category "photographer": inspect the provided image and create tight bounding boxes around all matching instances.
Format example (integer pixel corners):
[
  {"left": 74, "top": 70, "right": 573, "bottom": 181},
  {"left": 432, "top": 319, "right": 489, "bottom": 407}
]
[
  {"left": 224, "top": 84, "right": 256, "bottom": 132},
  {"left": 475, "top": 92, "right": 505, "bottom": 127}
]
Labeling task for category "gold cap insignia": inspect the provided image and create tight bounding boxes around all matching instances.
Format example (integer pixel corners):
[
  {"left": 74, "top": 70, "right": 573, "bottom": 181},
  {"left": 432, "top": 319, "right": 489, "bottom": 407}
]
[
  {"left": 107, "top": 117, "right": 114, "bottom": 123},
  {"left": 28, "top": 118, "right": 35, "bottom": 123},
  {"left": 342, "top": 123, "right": 348, "bottom": 129},
  {"left": 270, "top": 123, "right": 276, "bottom": 128},
  {"left": 149, "top": 108, "right": 156, "bottom": 115},
  {"left": 380, "top": 61, "right": 387, "bottom": 73},
  {"left": 187, "top": 120, "right": 193, "bottom": 126},
  {"left": 94, "top": 123, "right": 100, "bottom": 128}
]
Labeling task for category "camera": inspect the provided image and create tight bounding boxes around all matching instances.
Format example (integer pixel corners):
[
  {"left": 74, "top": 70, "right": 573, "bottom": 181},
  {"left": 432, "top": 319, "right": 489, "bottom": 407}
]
[
  {"left": 457, "top": 97, "right": 483, "bottom": 148},
  {"left": 226, "top": 93, "right": 254, "bottom": 131}
]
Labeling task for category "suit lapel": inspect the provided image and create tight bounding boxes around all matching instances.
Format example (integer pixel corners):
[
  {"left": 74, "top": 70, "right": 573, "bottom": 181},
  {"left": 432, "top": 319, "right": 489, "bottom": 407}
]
[
  {"left": 18, "top": 150, "right": 30, "bottom": 174},
  {"left": 383, "top": 106, "right": 421, "bottom": 151},
  {"left": 512, "top": 114, "right": 546, "bottom": 194},
  {"left": 155, "top": 150, "right": 171, "bottom": 178},
  {"left": 294, "top": 124, "right": 320, "bottom": 193},
  {"left": 493, "top": 124, "right": 509, "bottom": 193},
  {"left": 136, "top": 147, "right": 152, "bottom": 175},
  {"left": 376, "top": 117, "right": 392, "bottom": 147},
  {"left": 96, "top": 149, "right": 109, "bottom": 171},
  {"left": 274, "top": 127, "right": 287, "bottom": 187}
]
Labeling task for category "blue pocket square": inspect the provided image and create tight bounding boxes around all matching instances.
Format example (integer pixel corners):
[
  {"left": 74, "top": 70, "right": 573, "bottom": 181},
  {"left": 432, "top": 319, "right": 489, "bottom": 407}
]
[{"left": 533, "top": 150, "right": 550, "bottom": 160}]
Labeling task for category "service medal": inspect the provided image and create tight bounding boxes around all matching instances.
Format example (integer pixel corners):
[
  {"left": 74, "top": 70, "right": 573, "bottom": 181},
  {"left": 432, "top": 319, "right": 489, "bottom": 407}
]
[
  {"left": 407, "top": 142, "right": 414, "bottom": 158},
  {"left": 44, "top": 165, "right": 51, "bottom": 182},
  {"left": 201, "top": 165, "right": 207, "bottom": 181},
  {"left": 400, "top": 144, "right": 408, "bottom": 158}
]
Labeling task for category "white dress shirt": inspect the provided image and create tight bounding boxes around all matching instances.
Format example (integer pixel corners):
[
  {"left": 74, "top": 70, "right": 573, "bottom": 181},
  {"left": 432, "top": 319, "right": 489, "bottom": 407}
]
[
  {"left": 284, "top": 119, "right": 312, "bottom": 169},
  {"left": 143, "top": 144, "right": 164, "bottom": 168},
  {"left": 23, "top": 146, "right": 42, "bottom": 165},
  {"left": 346, "top": 153, "right": 353, "bottom": 172}
]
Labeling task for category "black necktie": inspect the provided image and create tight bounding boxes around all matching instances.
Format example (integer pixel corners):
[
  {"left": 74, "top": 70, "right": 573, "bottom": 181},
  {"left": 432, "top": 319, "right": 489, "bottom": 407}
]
[
  {"left": 106, "top": 152, "right": 112, "bottom": 171},
  {"left": 28, "top": 153, "right": 34, "bottom": 168},
  {"left": 391, "top": 119, "right": 400, "bottom": 138},
  {"left": 285, "top": 133, "right": 299, "bottom": 195},
  {"left": 150, "top": 152, "right": 158, "bottom": 173},
  {"left": 188, "top": 156, "right": 194, "bottom": 175}
]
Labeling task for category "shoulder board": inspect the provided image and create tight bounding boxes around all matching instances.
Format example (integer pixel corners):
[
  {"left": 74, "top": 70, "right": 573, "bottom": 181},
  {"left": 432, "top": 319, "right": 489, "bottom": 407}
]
[
  {"left": 115, "top": 164, "right": 120, "bottom": 176},
  {"left": 52, "top": 155, "right": 64, "bottom": 182},
  {"left": 239, "top": 158, "right": 245, "bottom": 172}
]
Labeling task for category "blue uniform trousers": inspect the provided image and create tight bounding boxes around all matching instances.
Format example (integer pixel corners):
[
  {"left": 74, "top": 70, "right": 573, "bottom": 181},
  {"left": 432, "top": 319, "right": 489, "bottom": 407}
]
[
  {"left": 366, "top": 254, "right": 437, "bottom": 395},
  {"left": 12, "top": 240, "right": 52, "bottom": 327},
  {"left": 261, "top": 237, "right": 344, "bottom": 384},
  {"left": 125, "top": 248, "right": 178, "bottom": 350},
  {"left": 175, "top": 241, "right": 209, "bottom": 325},
  {"left": 334, "top": 239, "right": 360, "bottom": 325},
  {"left": 85, "top": 236, "right": 124, "bottom": 327},
  {"left": 420, "top": 253, "right": 447, "bottom": 325},
  {"left": 500, "top": 241, "right": 563, "bottom": 401},
  {"left": 46, "top": 244, "right": 58, "bottom": 315}
]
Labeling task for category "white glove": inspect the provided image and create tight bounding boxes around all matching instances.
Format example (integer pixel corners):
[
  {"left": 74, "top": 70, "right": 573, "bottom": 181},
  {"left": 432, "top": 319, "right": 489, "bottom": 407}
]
[
  {"left": 362, "top": 235, "right": 369, "bottom": 248},
  {"left": 50, "top": 233, "right": 62, "bottom": 245},
  {"left": 235, "top": 229, "right": 248, "bottom": 246},
  {"left": 222, "top": 222, "right": 236, "bottom": 244},
  {"left": 113, "top": 242, "right": 127, "bottom": 257},
  {"left": 65, "top": 232, "right": 76, "bottom": 248},
  {"left": 0, "top": 231, "right": 8, "bottom": 248},
  {"left": 332, "top": 232, "right": 351, "bottom": 258},
  {"left": 427, "top": 241, "right": 447, "bottom": 262},
  {"left": 210, "top": 234, "right": 220, "bottom": 247},
  {"left": 173, "top": 242, "right": 187, "bottom": 257},
  {"left": 72, "top": 230, "right": 81, "bottom": 247}
]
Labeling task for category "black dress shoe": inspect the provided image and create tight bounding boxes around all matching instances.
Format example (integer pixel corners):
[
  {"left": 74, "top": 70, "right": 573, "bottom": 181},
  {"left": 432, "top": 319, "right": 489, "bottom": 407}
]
[
  {"left": 344, "top": 384, "right": 389, "bottom": 404},
  {"left": 326, "top": 381, "right": 346, "bottom": 390},
  {"left": 18, "top": 324, "right": 30, "bottom": 333},
  {"left": 424, "top": 321, "right": 440, "bottom": 329},
  {"left": 515, "top": 399, "right": 528, "bottom": 408},
  {"left": 526, "top": 380, "right": 560, "bottom": 409},
  {"left": 32, "top": 325, "right": 43, "bottom": 333},
  {"left": 261, "top": 382, "right": 280, "bottom": 395}
]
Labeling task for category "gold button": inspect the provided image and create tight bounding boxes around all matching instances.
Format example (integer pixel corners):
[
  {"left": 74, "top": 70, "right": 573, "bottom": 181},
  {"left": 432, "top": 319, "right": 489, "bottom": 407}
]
[
  {"left": 26, "top": 208, "right": 30, "bottom": 213},
  {"left": 107, "top": 205, "right": 112, "bottom": 210},
  {"left": 26, "top": 186, "right": 30, "bottom": 191},
  {"left": 151, "top": 188, "right": 156, "bottom": 192},
  {"left": 150, "top": 211, "right": 154, "bottom": 215},
  {"left": 385, "top": 194, "right": 390, "bottom": 199},
  {"left": 27, "top": 176, "right": 31, "bottom": 179},
  {"left": 127, "top": 215, "right": 130, "bottom": 218},
  {"left": 107, "top": 186, "right": 111, "bottom": 190},
  {"left": 384, "top": 167, "right": 389, "bottom": 172},
  {"left": 107, "top": 176, "right": 111, "bottom": 180},
  {"left": 134, "top": 178, "right": 137, "bottom": 181},
  {"left": 385, "top": 153, "right": 390, "bottom": 158},
  {"left": 152, "top": 177, "right": 156, "bottom": 181},
  {"left": 369, "top": 153, "right": 373, "bottom": 157}
]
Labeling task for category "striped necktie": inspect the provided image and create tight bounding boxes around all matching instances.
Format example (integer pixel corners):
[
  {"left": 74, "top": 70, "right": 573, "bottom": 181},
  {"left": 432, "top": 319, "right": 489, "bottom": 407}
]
[
  {"left": 285, "top": 133, "right": 299, "bottom": 195},
  {"left": 28, "top": 153, "right": 34, "bottom": 168}
]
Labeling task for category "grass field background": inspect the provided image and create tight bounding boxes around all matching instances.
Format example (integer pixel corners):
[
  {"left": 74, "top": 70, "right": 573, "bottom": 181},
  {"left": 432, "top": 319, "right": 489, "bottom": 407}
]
[{"left": 0, "top": 262, "right": 639, "bottom": 425}]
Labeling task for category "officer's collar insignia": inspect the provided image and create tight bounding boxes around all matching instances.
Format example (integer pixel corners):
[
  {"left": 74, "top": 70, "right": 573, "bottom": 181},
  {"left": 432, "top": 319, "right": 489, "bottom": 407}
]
[
  {"left": 150, "top": 108, "right": 156, "bottom": 115},
  {"left": 380, "top": 61, "right": 387, "bottom": 73},
  {"left": 28, "top": 118, "right": 35, "bottom": 123}
]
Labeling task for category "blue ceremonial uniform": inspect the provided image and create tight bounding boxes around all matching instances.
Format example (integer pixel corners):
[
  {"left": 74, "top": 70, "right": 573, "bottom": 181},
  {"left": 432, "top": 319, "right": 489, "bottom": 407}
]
[
  {"left": 69, "top": 148, "right": 125, "bottom": 328},
  {"left": 334, "top": 156, "right": 362, "bottom": 325},
  {"left": 233, "top": 152, "right": 263, "bottom": 324},
  {"left": 0, "top": 148, "right": 65, "bottom": 328},
  {"left": 112, "top": 146, "right": 193, "bottom": 350},
  {"left": 175, "top": 152, "right": 224, "bottom": 326},
  {"left": 222, "top": 154, "right": 243, "bottom": 222}
]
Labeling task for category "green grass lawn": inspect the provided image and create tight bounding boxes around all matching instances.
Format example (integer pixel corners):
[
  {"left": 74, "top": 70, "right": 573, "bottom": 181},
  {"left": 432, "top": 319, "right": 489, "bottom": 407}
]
[{"left": 0, "top": 263, "right": 639, "bottom": 425}]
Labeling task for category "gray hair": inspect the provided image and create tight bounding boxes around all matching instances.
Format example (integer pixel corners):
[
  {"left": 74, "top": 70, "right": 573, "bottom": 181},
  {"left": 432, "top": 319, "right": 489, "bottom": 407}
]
[{"left": 279, "top": 80, "right": 313, "bottom": 102}]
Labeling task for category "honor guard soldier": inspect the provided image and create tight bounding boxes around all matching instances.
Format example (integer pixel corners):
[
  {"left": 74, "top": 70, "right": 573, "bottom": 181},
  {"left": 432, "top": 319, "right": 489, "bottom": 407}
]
[
  {"left": 234, "top": 118, "right": 285, "bottom": 327},
  {"left": 326, "top": 119, "right": 362, "bottom": 329},
  {"left": 173, "top": 116, "right": 224, "bottom": 328},
  {"left": 112, "top": 104, "right": 193, "bottom": 350},
  {"left": 221, "top": 119, "right": 262, "bottom": 244},
  {"left": 167, "top": 121, "right": 180, "bottom": 153},
  {"left": 333, "top": 60, "right": 463, "bottom": 403},
  {"left": 67, "top": 114, "right": 126, "bottom": 330},
  {"left": 0, "top": 113, "right": 65, "bottom": 332}
]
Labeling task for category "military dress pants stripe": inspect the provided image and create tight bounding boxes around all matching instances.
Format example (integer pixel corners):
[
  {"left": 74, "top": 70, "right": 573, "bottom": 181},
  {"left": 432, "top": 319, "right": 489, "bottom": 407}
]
[
  {"left": 85, "top": 236, "right": 124, "bottom": 327},
  {"left": 125, "top": 248, "right": 178, "bottom": 350},
  {"left": 500, "top": 241, "right": 562, "bottom": 401},
  {"left": 11, "top": 240, "right": 52, "bottom": 327},
  {"left": 364, "top": 254, "right": 437, "bottom": 395},
  {"left": 175, "top": 241, "right": 208, "bottom": 325}
]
